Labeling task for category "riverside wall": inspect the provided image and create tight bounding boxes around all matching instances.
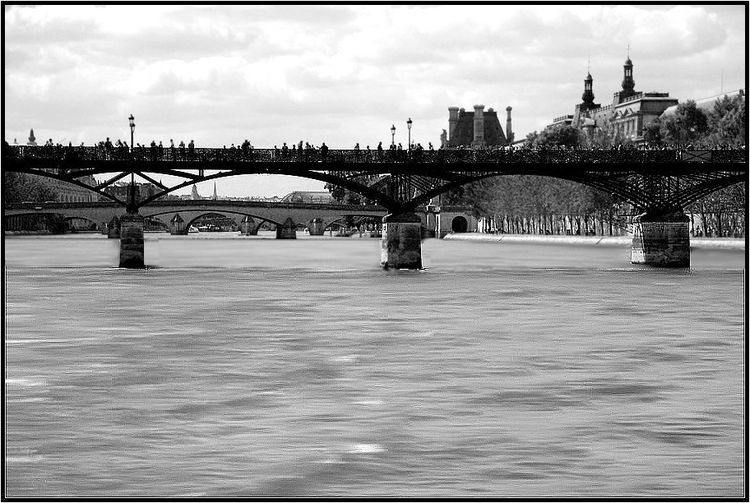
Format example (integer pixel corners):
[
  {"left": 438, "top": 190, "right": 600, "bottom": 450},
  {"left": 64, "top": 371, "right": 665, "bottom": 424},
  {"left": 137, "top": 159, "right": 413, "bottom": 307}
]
[{"left": 443, "top": 232, "right": 745, "bottom": 250}]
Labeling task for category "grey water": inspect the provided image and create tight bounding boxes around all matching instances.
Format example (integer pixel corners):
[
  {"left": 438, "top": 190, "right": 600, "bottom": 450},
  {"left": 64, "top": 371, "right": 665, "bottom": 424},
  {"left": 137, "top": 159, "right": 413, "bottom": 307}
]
[{"left": 3, "top": 233, "right": 745, "bottom": 498}]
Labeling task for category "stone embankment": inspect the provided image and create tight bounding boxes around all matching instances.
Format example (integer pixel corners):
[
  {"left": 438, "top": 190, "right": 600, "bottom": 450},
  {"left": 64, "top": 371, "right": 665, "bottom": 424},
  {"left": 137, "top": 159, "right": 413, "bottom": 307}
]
[{"left": 443, "top": 233, "right": 745, "bottom": 250}]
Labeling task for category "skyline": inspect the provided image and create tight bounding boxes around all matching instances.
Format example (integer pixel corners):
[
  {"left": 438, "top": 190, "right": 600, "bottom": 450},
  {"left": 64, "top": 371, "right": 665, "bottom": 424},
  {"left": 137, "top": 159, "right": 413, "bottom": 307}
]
[{"left": 4, "top": 3, "right": 746, "bottom": 197}]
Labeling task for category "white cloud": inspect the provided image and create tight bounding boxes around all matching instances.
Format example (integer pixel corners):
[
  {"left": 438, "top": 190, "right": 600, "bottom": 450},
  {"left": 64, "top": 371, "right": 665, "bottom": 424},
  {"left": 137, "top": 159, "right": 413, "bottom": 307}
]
[{"left": 3, "top": 3, "right": 745, "bottom": 197}]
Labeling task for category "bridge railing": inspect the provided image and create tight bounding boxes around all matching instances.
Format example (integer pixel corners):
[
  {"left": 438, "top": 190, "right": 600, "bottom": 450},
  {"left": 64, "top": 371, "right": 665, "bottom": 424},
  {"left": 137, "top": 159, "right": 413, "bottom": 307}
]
[{"left": 3, "top": 145, "right": 746, "bottom": 165}]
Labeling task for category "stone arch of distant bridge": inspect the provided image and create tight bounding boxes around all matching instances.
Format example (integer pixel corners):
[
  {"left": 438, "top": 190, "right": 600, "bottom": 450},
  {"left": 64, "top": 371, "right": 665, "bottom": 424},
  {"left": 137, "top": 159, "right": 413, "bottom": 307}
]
[
  {"left": 4, "top": 203, "right": 388, "bottom": 234},
  {"left": 322, "top": 214, "right": 378, "bottom": 231},
  {"left": 145, "top": 210, "right": 269, "bottom": 231},
  {"left": 138, "top": 206, "right": 386, "bottom": 233},
  {"left": 60, "top": 214, "right": 107, "bottom": 230}
]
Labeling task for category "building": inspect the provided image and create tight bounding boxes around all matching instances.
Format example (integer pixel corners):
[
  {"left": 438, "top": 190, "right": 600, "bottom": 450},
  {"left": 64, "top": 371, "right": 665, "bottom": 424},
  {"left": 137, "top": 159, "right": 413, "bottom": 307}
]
[
  {"left": 550, "top": 55, "right": 679, "bottom": 144},
  {"left": 103, "top": 182, "right": 165, "bottom": 203},
  {"left": 445, "top": 105, "right": 514, "bottom": 147},
  {"left": 280, "top": 191, "right": 334, "bottom": 204},
  {"left": 50, "top": 174, "right": 99, "bottom": 202}
]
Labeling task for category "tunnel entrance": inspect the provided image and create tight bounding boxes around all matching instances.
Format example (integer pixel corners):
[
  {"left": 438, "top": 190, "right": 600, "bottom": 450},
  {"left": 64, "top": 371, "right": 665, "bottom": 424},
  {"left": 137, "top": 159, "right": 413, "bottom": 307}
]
[{"left": 451, "top": 216, "right": 468, "bottom": 233}]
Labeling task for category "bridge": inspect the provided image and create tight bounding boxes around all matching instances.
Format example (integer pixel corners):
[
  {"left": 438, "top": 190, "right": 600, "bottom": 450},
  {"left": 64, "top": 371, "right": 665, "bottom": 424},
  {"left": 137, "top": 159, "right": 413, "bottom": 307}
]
[
  {"left": 3, "top": 144, "right": 746, "bottom": 269},
  {"left": 4, "top": 199, "right": 388, "bottom": 238}
]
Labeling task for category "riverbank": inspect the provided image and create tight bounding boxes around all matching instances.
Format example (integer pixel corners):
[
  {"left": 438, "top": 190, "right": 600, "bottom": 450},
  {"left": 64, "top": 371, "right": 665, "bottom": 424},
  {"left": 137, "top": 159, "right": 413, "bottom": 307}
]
[{"left": 443, "top": 232, "right": 746, "bottom": 250}]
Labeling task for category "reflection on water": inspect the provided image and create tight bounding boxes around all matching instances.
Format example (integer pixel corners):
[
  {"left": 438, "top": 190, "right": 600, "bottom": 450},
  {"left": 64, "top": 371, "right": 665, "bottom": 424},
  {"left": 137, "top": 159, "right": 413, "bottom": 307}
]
[{"left": 3, "top": 233, "right": 745, "bottom": 497}]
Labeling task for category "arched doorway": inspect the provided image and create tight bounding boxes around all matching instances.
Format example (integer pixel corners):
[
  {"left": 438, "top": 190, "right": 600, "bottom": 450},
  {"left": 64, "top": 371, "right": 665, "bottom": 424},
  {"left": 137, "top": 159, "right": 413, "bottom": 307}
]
[{"left": 451, "top": 215, "right": 468, "bottom": 233}]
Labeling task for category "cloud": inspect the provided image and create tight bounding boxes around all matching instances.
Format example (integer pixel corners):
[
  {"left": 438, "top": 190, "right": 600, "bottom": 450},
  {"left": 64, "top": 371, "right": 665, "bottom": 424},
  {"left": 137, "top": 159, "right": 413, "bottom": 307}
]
[{"left": 3, "top": 3, "right": 745, "bottom": 158}]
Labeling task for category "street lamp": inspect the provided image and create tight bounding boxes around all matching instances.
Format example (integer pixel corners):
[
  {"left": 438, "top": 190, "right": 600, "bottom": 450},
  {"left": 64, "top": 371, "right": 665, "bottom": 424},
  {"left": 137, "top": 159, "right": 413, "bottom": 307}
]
[
  {"left": 407, "top": 117, "right": 412, "bottom": 151},
  {"left": 390, "top": 124, "right": 396, "bottom": 147},
  {"left": 128, "top": 114, "right": 136, "bottom": 212},
  {"left": 128, "top": 114, "right": 135, "bottom": 153}
]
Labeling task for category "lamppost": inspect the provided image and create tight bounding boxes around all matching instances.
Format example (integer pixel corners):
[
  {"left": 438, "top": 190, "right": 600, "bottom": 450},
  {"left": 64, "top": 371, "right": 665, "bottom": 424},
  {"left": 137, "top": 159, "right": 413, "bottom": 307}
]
[
  {"left": 128, "top": 114, "right": 135, "bottom": 153},
  {"left": 390, "top": 124, "right": 396, "bottom": 147},
  {"left": 407, "top": 117, "right": 412, "bottom": 151},
  {"left": 128, "top": 114, "right": 136, "bottom": 212}
]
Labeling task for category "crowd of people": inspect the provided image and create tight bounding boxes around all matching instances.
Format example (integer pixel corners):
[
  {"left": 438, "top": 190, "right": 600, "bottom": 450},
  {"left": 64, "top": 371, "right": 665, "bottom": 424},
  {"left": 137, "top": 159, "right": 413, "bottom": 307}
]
[{"left": 4, "top": 139, "right": 745, "bottom": 165}]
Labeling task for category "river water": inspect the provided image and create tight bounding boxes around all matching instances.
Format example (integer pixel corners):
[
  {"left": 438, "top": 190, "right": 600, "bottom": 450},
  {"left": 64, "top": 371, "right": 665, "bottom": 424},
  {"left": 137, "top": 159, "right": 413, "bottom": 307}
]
[{"left": 3, "top": 233, "right": 745, "bottom": 498}]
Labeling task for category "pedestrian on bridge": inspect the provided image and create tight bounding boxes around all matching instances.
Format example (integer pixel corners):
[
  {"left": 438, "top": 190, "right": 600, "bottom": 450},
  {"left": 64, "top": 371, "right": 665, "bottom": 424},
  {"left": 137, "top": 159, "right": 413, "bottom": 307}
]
[
  {"left": 377, "top": 141, "right": 384, "bottom": 162},
  {"left": 188, "top": 140, "right": 195, "bottom": 160}
]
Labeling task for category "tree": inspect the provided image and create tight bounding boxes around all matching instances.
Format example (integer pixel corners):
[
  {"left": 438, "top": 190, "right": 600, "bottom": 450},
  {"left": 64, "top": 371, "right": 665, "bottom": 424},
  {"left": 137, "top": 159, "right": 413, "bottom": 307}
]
[
  {"left": 532, "top": 125, "right": 582, "bottom": 149},
  {"left": 524, "top": 131, "right": 539, "bottom": 147},
  {"left": 707, "top": 92, "right": 746, "bottom": 146},
  {"left": 325, "top": 172, "right": 378, "bottom": 206},
  {"left": 659, "top": 100, "right": 709, "bottom": 147},
  {"left": 642, "top": 119, "right": 663, "bottom": 146},
  {"left": 3, "top": 172, "right": 59, "bottom": 204}
]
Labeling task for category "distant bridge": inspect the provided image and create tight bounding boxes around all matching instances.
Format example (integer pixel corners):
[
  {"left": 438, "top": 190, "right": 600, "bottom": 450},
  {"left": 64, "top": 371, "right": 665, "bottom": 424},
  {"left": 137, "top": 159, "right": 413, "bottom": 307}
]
[{"left": 4, "top": 199, "right": 387, "bottom": 235}]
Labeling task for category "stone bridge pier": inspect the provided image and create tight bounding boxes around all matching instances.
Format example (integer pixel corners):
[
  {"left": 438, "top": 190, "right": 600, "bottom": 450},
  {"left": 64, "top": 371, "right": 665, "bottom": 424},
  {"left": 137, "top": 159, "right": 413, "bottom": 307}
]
[
  {"left": 169, "top": 213, "right": 187, "bottom": 235},
  {"left": 119, "top": 212, "right": 145, "bottom": 268},
  {"left": 308, "top": 218, "right": 326, "bottom": 236},
  {"left": 381, "top": 213, "right": 422, "bottom": 270},
  {"left": 276, "top": 217, "right": 297, "bottom": 239},
  {"left": 107, "top": 216, "right": 121, "bottom": 239},
  {"left": 631, "top": 211, "right": 690, "bottom": 267},
  {"left": 240, "top": 216, "right": 259, "bottom": 235}
]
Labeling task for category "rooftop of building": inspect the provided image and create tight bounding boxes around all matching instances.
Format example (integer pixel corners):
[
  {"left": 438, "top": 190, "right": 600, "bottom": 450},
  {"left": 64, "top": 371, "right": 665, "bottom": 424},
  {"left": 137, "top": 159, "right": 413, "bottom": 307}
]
[
  {"left": 661, "top": 88, "right": 745, "bottom": 117},
  {"left": 280, "top": 191, "right": 334, "bottom": 204}
]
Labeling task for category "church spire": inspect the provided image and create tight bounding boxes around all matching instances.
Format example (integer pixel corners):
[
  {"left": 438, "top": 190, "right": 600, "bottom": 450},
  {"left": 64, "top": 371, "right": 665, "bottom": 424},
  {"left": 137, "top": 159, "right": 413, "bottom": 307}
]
[
  {"left": 581, "top": 62, "right": 596, "bottom": 111},
  {"left": 621, "top": 47, "right": 635, "bottom": 100}
]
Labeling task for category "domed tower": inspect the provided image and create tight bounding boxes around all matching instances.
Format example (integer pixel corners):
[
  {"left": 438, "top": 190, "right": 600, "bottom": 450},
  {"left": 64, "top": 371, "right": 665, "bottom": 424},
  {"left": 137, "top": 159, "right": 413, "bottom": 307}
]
[
  {"left": 581, "top": 72, "right": 596, "bottom": 111},
  {"left": 621, "top": 55, "right": 635, "bottom": 100}
]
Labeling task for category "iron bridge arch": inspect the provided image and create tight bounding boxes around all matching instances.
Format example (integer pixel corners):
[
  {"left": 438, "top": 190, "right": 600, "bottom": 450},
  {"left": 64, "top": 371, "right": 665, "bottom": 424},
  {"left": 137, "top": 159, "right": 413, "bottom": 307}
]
[{"left": 3, "top": 146, "right": 746, "bottom": 217}]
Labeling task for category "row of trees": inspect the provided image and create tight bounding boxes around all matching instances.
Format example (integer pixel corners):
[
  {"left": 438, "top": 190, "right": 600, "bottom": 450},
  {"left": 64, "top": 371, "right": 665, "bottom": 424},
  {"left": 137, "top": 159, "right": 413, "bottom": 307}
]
[{"left": 642, "top": 93, "right": 746, "bottom": 148}]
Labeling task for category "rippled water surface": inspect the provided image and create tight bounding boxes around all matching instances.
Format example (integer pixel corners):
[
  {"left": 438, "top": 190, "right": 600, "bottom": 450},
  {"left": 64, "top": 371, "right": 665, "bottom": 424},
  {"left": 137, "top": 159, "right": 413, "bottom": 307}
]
[{"left": 4, "top": 233, "right": 746, "bottom": 498}]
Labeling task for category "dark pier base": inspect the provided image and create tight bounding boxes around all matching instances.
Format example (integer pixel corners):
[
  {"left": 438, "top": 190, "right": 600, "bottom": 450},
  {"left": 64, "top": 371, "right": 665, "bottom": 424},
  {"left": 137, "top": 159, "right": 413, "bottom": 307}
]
[
  {"left": 631, "top": 212, "right": 690, "bottom": 268},
  {"left": 240, "top": 216, "right": 259, "bottom": 236},
  {"left": 169, "top": 213, "right": 188, "bottom": 235},
  {"left": 119, "top": 213, "right": 145, "bottom": 268},
  {"left": 308, "top": 218, "right": 326, "bottom": 236},
  {"left": 107, "top": 216, "right": 120, "bottom": 239},
  {"left": 381, "top": 213, "right": 423, "bottom": 270},
  {"left": 276, "top": 217, "right": 297, "bottom": 239}
]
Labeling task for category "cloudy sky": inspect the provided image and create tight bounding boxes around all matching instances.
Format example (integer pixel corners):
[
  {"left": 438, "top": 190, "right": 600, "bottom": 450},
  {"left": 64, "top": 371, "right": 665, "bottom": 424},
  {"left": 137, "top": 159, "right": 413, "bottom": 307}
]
[{"left": 4, "top": 4, "right": 746, "bottom": 197}]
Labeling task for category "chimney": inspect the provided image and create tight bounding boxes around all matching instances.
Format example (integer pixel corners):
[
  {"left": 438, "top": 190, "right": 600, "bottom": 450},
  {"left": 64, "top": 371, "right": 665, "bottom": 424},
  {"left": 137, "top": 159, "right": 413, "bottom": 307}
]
[
  {"left": 448, "top": 107, "right": 459, "bottom": 142},
  {"left": 472, "top": 104, "right": 485, "bottom": 148},
  {"left": 505, "top": 106, "right": 513, "bottom": 144}
]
